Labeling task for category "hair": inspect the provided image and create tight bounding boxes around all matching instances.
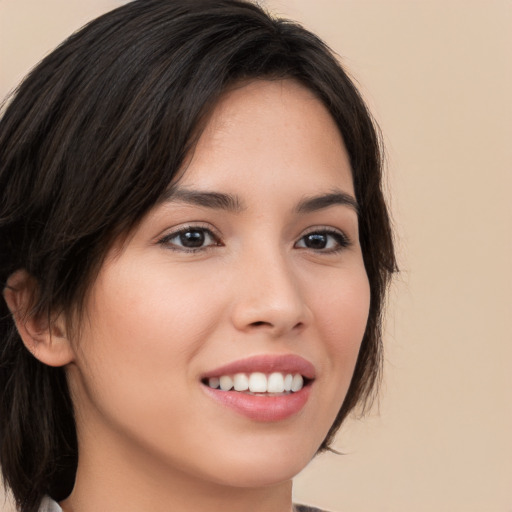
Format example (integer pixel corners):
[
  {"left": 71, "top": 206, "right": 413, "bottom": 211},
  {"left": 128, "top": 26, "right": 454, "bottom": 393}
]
[{"left": 0, "top": 1, "right": 397, "bottom": 510}]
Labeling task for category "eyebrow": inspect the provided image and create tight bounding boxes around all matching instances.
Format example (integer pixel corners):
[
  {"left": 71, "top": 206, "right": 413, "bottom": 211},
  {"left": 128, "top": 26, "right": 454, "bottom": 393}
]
[
  {"left": 296, "top": 191, "right": 359, "bottom": 215},
  {"left": 162, "top": 187, "right": 246, "bottom": 212},
  {"left": 161, "top": 187, "right": 358, "bottom": 215}
]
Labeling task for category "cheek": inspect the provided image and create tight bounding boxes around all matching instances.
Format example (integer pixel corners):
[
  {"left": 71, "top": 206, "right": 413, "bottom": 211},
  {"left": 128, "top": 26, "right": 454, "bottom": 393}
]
[
  {"left": 88, "top": 256, "right": 221, "bottom": 354},
  {"left": 72, "top": 259, "right": 222, "bottom": 421},
  {"left": 323, "top": 287, "right": 369, "bottom": 345},
  {"left": 311, "top": 266, "right": 371, "bottom": 378}
]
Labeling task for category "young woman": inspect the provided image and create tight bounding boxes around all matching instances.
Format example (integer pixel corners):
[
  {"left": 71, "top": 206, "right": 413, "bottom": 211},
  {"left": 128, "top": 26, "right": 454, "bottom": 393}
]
[{"left": 0, "top": 1, "right": 396, "bottom": 511}]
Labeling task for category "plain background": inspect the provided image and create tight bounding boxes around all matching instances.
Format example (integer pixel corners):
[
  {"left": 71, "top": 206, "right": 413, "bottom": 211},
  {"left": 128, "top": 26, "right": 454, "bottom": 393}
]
[{"left": 1, "top": 1, "right": 511, "bottom": 511}]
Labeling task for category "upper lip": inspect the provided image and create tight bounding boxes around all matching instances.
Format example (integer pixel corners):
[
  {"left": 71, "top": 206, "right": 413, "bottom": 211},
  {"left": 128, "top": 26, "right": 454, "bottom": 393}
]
[{"left": 201, "top": 354, "right": 316, "bottom": 380}]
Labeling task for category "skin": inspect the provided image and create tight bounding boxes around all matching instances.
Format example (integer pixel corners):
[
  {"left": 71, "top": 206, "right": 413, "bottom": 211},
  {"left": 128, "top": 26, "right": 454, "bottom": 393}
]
[{"left": 6, "top": 79, "right": 370, "bottom": 512}]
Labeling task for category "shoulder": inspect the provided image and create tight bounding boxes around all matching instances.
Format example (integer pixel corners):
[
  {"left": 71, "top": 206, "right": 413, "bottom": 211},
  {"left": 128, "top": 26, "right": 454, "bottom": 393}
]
[
  {"left": 38, "top": 496, "right": 63, "bottom": 512},
  {"left": 40, "top": 498, "right": 329, "bottom": 512},
  {"left": 294, "top": 505, "right": 333, "bottom": 512}
]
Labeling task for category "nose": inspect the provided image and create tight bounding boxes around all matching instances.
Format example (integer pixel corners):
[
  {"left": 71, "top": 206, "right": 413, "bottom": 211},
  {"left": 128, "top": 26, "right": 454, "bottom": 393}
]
[{"left": 230, "top": 251, "right": 312, "bottom": 338}]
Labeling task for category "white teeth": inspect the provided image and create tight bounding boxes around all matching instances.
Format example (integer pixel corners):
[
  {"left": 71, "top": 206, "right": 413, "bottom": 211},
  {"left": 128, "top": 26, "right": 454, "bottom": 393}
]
[
  {"left": 207, "top": 372, "right": 306, "bottom": 393},
  {"left": 267, "top": 372, "right": 285, "bottom": 393},
  {"left": 233, "top": 373, "right": 249, "bottom": 391},
  {"left": 208, "top": 377, "right": 220, "bottom": 389},
  {"left": 284, "top": 374, "right": 293, "bottom": 392},
  {"left": 291, "top": 374, "right": 303, "bottom": 392},
  {"left": 249, "top": 372, "right": 267, "bottom": 392},
  {"left": 219, "top": 375, "right": 233, "bottom": 391}
]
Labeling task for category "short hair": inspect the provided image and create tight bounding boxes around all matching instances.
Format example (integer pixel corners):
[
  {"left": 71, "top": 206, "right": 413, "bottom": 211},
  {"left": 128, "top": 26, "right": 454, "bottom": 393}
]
[{"left": 0, "top": 1, "right": 397, "bottom": 511}]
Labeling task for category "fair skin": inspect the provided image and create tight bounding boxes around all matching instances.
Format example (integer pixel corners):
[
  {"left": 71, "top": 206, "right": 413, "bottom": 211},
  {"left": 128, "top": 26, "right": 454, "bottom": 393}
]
[{"left": 6, "top": 79, "right": 370, "bottom": 512}]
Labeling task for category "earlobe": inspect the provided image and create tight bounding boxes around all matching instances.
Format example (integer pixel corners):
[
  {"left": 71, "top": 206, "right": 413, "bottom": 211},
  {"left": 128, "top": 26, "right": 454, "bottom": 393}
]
[{"left": 3, "top": 270, "right": 75, "bottom": 367}]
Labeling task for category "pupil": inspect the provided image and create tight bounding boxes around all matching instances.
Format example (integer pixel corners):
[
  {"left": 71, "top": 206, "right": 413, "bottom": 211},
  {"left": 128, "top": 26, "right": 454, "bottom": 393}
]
[
  {"left": 305, "top": 233, "right": 327, "bottom": 249},
  {"left": 180, "top": 230, "right": 205, "bottom": 247}
]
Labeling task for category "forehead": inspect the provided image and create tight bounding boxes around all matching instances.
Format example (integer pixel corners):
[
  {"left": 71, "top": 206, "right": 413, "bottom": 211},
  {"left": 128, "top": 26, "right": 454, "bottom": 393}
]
[{"left": 177, "top": 79, "right": 354, "bottom": 198}]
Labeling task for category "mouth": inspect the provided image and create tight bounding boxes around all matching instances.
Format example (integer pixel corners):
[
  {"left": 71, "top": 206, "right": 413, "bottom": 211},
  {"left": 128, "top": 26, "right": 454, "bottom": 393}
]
[
  {"left": 201, "top": 372, "right": 312, "bottom": 395},
  {"left": 200, "top": 354, "right": 315, "bottom": 421}
]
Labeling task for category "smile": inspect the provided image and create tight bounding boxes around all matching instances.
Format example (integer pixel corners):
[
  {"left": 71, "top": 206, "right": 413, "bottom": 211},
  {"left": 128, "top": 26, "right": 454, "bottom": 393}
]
[
  {"left": 205, "top": 372, "right": 305, "bottom": 394},
  {"left": 200, "top": 354, "right": 315, "bottom": 421}
]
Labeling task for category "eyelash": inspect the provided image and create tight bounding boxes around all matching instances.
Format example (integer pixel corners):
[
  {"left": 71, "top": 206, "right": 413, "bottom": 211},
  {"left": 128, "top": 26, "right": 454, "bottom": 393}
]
[
  {"left": 158, "top": 225, "right": 351, "bottom": 254},
  {"left": 158, "top": 225, "right": 222, "bottom": 253},
  {"left": 295, "top": 228, "right": 351, "bottom": 254}
]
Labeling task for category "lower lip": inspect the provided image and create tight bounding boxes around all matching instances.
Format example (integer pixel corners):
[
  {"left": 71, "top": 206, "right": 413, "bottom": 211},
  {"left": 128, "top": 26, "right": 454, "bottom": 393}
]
[{"left": 202, "top": 384, "right": 311, "bottom": 422}]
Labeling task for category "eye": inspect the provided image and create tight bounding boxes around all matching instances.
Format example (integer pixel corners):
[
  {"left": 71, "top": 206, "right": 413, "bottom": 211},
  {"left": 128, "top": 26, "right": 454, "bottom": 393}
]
[
  {"left": 159, "top": 226, "right": 221, "bottom": 252},
  {"left": 295, "top": 229, "right": 350, "bottom": 253}
]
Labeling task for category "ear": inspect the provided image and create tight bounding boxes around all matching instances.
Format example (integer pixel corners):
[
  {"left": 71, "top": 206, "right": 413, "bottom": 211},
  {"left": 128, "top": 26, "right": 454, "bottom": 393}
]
[{"left": 3, "top": 269, "right": 75, "bottom": 367}]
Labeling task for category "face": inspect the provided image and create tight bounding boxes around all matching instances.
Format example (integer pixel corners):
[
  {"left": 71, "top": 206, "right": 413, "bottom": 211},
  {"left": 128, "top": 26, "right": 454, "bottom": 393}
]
[{"left": 66, "top": 79, "right": 370, "bottom": 489}]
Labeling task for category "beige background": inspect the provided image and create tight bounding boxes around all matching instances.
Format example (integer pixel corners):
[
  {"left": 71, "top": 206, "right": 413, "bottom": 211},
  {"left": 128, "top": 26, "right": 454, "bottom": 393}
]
[{"left": 1, "top": 1, "right": 511, "bottom": 511}]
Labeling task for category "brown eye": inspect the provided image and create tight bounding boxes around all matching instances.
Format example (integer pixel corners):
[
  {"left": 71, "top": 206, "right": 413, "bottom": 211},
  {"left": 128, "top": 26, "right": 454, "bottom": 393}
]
[
  {"left": 303, "top": 233, "right": 328, "bottom": 249},
  {"left": 295, "top": 230, "right": 350, "bottom": 252},
  {"left": 160, "top": 227, "right": 220, "bottom": 252},
  {"left": 179, "top": 230, "right": 206, "bottom": 248}
]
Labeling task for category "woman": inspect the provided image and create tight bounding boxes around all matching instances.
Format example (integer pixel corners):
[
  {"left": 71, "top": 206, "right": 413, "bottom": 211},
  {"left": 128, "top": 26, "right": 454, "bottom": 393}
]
[{"left": 0, "top": 1, "right": 396, "bottom": 511}]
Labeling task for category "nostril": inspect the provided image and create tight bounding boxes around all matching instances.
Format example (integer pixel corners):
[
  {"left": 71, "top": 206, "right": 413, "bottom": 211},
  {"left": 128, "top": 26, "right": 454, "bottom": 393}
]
[
  {"left": 250, "top": 321, "right": 271, "bottom": 327},
  {"left": 246, "top": 320, "right": 305, "bottom": 333}
]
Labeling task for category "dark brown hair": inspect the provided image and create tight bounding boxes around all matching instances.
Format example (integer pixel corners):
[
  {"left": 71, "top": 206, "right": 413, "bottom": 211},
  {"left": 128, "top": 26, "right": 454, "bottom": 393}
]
[{"left": 0, "top": 1, "right": 397, "bottom": 511}]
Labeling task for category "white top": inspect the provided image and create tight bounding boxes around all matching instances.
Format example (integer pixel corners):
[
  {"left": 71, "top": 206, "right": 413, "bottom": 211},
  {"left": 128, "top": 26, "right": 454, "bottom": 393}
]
[
  {"left": 38, "top": 496, "right": 62, "bottom": 512},
  {"left": 37, "top": 496, "right": 323, "bottom": 512}
]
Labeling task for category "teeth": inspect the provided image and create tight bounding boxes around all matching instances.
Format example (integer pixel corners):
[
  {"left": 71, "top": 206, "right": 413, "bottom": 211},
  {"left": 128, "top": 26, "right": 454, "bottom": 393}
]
[
  {"left": 219, "top": 375, "right": 233, "bottom": 391},
  {"left": 284, "top": 374, "right": 293, "bottom": 392},
  {"left": 267, "top": 372, "right": 285, "bottom": 393},
  {"left": 291, "top": 374, "right": 304, "bottom": 392},
  {"left": 207, "top": 372, "right": 305, "bottom": 394},
  {"left": 208, "top": 377, "right": 220, "bottom": 389},
  {"left": 249, "top": 372, "right": 267, "bottom": 392},
  {"left": 233, "top": 373, "right": 249, "bottom": 391}
]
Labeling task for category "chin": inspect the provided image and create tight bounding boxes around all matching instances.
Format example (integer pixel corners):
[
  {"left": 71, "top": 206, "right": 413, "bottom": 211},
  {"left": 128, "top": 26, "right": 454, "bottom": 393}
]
[
  {"left": 193, "top": 437, "right": 320, "bottom": 489},
  {"left": 208, "top": 459, "right": 307, "bottom": 489}
]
